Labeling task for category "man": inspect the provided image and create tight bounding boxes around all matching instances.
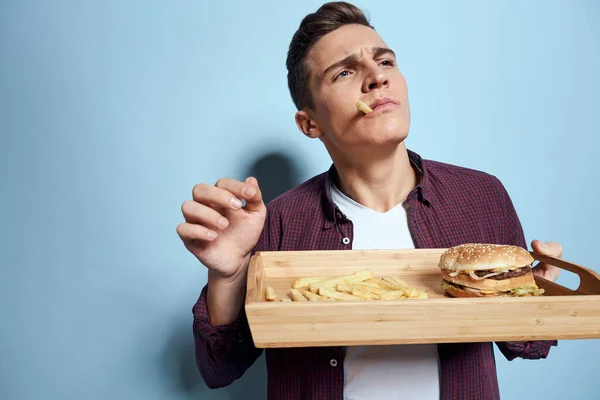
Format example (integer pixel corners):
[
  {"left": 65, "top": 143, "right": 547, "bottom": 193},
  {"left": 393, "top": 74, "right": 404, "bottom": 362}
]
[{"left": 176, "top": 2, "right": 562, "bottom": 399}]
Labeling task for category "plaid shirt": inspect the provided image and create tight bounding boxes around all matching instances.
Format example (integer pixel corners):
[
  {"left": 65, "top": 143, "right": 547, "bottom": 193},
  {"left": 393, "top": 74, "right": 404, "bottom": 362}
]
[{"left": 192, "top": 150, "right": 557, "bottom": 400}]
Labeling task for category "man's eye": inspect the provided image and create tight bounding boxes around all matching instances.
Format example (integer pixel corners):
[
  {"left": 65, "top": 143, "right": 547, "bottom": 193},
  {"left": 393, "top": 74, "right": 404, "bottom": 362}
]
[
  {"left": 336, "top": 70, "right": 351, "bottom": 79},
  {"left": 380, "top": 59, "right": 395, "bottom": 67}
]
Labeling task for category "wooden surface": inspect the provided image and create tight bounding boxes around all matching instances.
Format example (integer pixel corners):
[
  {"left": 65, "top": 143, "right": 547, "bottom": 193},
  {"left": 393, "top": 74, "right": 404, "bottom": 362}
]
[
  {"left": 531, "top": 251, "right": 600, "bottom": 295},
  {"left": 245, "top": 249, "right": 600, "bottom": 348}
]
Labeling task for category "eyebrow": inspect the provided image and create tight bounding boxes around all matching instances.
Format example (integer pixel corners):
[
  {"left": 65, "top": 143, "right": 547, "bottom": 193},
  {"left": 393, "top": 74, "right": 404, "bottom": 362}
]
[{"left": 319, "top": 46, "right": 396, "bottom": 81}]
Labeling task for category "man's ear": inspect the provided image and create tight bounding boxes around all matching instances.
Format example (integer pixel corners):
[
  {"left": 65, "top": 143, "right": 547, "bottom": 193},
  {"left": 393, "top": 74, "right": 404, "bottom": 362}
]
[{"left": 295, "top": 109, "right": 323, "bottom": 139}]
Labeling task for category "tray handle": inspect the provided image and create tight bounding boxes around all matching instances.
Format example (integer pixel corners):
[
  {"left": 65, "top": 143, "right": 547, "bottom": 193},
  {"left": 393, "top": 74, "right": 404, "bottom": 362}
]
[{"left": 531, "top": 252, "right": 600, "bottom": 295}]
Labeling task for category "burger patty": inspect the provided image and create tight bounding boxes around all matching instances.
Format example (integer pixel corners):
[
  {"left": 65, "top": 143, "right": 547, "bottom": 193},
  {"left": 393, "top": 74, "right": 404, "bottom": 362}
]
[{"left": 472, "top": 266, "right": 531, "bottom": 280}]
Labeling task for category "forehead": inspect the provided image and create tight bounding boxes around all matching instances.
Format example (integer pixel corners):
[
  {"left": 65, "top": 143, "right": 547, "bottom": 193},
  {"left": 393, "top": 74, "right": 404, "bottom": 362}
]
[{"left": 307, "top": 24, "right": 388, "bottom": 73}]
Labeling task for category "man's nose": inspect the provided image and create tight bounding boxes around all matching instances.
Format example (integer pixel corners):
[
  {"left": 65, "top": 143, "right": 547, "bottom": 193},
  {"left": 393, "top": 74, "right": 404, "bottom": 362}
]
[{"left": 363, "top": 67, "right": 389, "bottom": 92}]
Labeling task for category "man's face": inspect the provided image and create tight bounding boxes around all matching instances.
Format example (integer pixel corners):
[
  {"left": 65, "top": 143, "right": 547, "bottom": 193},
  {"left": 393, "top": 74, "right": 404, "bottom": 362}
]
[{"left": 300, "top": 24, "right": 410, "bottom": 151}]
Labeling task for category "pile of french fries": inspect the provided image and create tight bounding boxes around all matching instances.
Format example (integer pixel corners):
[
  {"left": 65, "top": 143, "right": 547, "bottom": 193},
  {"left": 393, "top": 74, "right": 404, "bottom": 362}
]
[{"left": 264, "top": 269, "right": 427, "bottom": 302}]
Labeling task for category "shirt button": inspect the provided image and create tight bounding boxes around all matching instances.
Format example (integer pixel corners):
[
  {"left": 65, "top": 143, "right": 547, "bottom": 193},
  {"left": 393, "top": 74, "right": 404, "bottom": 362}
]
[
  {"left": 342, "top": 237, "right": 350, "bottom": 245},
  {"left": 330, "top": 359, "right": 338, "bottom": 367}
]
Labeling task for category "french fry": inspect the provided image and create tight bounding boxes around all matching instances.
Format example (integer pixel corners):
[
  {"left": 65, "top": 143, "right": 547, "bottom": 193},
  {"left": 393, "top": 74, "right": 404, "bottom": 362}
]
[
  {"left": 356, "top": 100, "right": 373, "bottom": 114},
  {"left": 382, "top": 278, "right": 427, "bottom": 299},
  {"left": 338, "top": 282, "right": 386, "bottom": 296},
  {"left": 276, "top": 269, "right": 427, "bottom": 303},
  {"left": 318, "top": 287, "right": 360, "bottom": 301},
  {"left": 351, "top": 283, "right": 387, "bottom": 296},
  {"left": 300, "top": 289, "right": 322, "bottom": 302},
  {"left": 308, "top": 270, "right": 374, "bottom": 294},
  {"left": 366, "top": 277, "right": 386, "bottom": 285},
  {"left": 382, "top": 276, "right": 401, "bottom": 286},
  {"left": 336, "top": 283, "right": 353, "bottom": 293},
  {"left": 361, "top": 280, "right": 385, "bottom": 289},
  {"left": 351, "top": 286, "right": 379, "bottom": 300},
  {"left": 290, "top": 288, "right": 308, "bottom": 302},
  {"left": 382, "top": 276, "right": 419, "bottom": 293},
  {"left": 292, "top": 276, "right": 332, "bottom": 289},
  {"left": 403, "top": 287, "right": 425, "bottom": 299},
  {"left": 379, "top": 279, "right": 403, "bottom": 291},
  {"left": 383, "top": 276, "right": 411, "bottom": 288},
  {"left": 379, "top": 290, "right": 406, "bottom": 300},
  {"left": 265, "top": 286, "right": 277, "bottom": 301}
]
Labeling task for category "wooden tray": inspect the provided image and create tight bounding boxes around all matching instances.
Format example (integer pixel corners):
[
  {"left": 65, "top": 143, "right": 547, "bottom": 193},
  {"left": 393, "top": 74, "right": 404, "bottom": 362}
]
[{"left": 244, "top": 249, "right": 600, "bottom": 348}]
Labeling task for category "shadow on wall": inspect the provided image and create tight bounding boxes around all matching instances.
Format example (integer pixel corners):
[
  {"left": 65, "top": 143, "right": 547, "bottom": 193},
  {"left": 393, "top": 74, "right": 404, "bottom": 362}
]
[
  {"left": 246, "top": 151, "right": 301, "bottom": 204},
  {"left": 163, "top": 150, "right": 302, "bottom": 399}
]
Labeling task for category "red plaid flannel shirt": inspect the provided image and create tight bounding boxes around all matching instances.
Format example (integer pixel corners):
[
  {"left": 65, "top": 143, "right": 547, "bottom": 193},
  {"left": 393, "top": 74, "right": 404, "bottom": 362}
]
[{"left": 191, "top": 150, "right": 557, "bottom": 399}]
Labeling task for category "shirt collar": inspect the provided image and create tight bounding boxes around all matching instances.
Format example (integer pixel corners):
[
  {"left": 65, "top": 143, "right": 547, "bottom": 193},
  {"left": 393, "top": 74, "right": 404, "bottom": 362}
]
[{"left": 322, "top": 149, "right": 431, "bottom": 228}]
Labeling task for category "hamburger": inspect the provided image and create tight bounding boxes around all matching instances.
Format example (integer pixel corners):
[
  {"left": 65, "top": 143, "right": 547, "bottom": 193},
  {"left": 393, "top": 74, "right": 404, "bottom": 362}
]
[{"left": 438, "top": 243, "right": 544, "bottom": 298}]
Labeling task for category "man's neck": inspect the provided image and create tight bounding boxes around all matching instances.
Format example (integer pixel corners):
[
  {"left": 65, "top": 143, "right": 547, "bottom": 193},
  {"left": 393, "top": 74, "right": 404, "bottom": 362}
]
[{"left": 331, "top": 143, "right": 418, "bottom": 213}]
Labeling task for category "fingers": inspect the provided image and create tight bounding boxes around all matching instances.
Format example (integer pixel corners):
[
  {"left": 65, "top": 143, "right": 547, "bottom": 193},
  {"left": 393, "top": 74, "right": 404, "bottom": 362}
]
[
  {"left": 177, "top": 222, "right": 217, "bottom": 242},
  {"left": 178, "top": 197, "right": 233, "bottom": 243},
  {"left": 532, "top": 264, "right": 561, "bottom": 282},
  {"left": 242, "top": 176, "right": 264, "bottom": 211},
  {"left": 178, "top": 177, "right": 264, "bottom": 244},
  {"left": 181, "top": 200, "right": 230, "bottom": 230},
  {"left": 192, "top": 181, "right": 244, "bottom": 211},
  {"left": 214, "top": 177, "right": 253, "bottom": 201},
  {"left": 531, "top": 240, "right": 563, "bottom": 259},
  {"left": 191, "top": 177, "right": 264, "bottom": 212},
  {"left": 531, "top": 240, "right": 562, "bottom": 282},
  {"left": 220, "top": 176, "right": 264, "bottom": 210}
]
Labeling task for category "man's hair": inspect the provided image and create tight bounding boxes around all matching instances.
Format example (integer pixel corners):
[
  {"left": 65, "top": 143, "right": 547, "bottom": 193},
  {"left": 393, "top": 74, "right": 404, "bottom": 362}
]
[{"left": 286, "top": 2, "right": 374, "bottom": 110}]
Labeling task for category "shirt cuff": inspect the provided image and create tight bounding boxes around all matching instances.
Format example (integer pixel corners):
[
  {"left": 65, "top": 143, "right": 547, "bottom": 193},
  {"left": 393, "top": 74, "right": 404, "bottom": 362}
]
[{"left": 192, "top": 285, "right": 249, "bottom": 345}]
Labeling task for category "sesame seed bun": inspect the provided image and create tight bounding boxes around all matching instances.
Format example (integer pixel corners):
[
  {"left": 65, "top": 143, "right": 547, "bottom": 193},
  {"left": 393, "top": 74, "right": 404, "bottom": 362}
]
[{"left": 438, "top": 243, "right": 534, "bottom": 272}]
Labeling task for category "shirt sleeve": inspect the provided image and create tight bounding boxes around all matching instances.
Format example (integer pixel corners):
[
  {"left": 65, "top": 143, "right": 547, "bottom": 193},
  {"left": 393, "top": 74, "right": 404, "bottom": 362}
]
[
  {"left": 493, "top": 178, "right": 558, "bottom": 360},
  {"left": 191, "top": 205, "right": 277, "bottom": 388},
  {"left": 191, "top": 284, "right": 263, "bottom": 388}
]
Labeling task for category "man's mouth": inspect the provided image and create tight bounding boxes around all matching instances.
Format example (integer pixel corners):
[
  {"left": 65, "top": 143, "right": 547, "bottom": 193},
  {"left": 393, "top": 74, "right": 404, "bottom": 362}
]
[
  {"left": 355, "top": 97, "right": 401, "bottom": 115},
  {"left": 369, "top": 97, "right": 400, "bottom": 112}
]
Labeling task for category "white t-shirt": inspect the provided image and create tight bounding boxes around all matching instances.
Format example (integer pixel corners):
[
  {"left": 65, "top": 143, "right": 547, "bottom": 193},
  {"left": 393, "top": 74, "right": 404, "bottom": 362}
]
[{"left": 329, "top": 181, "right": 440, "bottom": 400}]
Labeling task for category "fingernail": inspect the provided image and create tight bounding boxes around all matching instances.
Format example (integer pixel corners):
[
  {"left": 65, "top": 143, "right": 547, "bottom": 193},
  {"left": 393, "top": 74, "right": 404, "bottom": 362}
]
[
  {"left": 541, "top": 242, "right": 548, "bottom": 249},
  {"left": 230, "top": 197, "right": 243, "bottom": 209},
  {"left": 218, "top": 217, "right": 229, "bottom": 229},
  {"left": 207, "top": 230, "right": 217, "bottom": 240},
  {"left": 243, "top": 185, "right": 256, "bottom": 197}
]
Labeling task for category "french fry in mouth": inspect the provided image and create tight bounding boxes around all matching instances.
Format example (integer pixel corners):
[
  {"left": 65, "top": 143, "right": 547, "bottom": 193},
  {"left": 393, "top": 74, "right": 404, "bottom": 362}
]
[{"left": 356, "top": 100, "right": 373, "bottom": 114}]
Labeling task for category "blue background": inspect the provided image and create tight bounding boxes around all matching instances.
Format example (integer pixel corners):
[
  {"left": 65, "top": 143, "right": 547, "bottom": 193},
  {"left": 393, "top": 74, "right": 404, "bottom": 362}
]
[{"left": 1, "top": 1, "right": 598, "bottom": 399}]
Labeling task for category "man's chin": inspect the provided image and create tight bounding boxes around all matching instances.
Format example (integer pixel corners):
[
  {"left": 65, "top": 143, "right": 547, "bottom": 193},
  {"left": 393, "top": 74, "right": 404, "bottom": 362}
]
[
  {"left": 361, "top": 113, "right": 408, "bottom": 132},
  {"left": 357, "top": 133, "right": 409, "bottom": 151},
  {"left": 370, "top": 122, "right": 409, "bottom": 145},
  {"left": 323, "top": 134, "right": 408, "bottom": 161},
  {"left": 323, "top": 118, "right": 410, "bottom": 152},
  {"left": 383, "top": 117, "right": 409, "bottom": 133}
]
